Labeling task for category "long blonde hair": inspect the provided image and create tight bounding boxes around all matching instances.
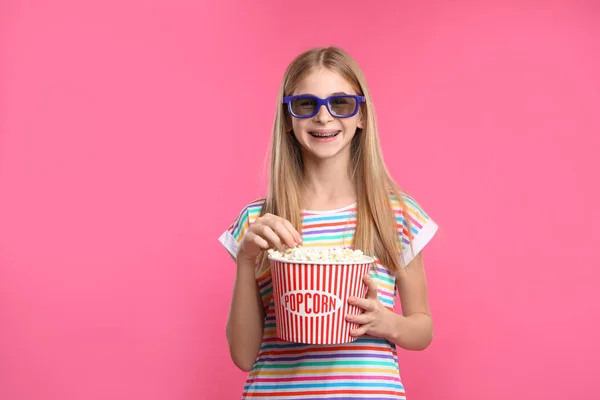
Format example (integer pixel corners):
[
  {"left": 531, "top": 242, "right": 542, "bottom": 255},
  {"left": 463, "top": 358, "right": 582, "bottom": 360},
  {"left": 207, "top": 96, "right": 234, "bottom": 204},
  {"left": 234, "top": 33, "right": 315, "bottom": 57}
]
[{"left": 256, "top": 46, "right": 413, "bottom": 277}]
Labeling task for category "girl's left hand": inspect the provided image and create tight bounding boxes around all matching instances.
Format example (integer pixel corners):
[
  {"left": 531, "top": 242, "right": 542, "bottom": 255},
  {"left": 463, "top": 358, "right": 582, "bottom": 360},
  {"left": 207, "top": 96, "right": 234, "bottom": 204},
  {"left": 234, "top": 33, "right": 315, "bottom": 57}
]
[{"left": 346, "top": 274, "right": 394, "bottom": 339}]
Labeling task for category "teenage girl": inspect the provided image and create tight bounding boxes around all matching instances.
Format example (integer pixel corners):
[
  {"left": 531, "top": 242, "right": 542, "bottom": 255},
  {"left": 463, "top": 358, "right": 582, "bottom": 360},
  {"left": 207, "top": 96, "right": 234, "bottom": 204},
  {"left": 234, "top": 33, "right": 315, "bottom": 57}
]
[{"left": 219, "top": 46, "right": 439, "bottom": 399}]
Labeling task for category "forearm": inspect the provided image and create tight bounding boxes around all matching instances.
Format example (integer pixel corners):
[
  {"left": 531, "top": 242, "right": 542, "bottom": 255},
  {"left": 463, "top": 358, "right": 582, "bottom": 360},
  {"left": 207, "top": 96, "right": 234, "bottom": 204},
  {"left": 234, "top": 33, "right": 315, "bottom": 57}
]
[
  {"left": 226, "top": 257, "right": 265, "bottom": 371},
  {"left": 385, "top": 311, "right": 433, "bottom": 351}
]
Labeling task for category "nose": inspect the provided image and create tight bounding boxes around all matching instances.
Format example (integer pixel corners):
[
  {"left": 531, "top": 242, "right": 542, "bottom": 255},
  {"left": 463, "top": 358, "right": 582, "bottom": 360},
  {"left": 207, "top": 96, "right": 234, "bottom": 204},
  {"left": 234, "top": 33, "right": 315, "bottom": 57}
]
[{"left": 313, "top": 104, "right": 333, "bottom": 123}]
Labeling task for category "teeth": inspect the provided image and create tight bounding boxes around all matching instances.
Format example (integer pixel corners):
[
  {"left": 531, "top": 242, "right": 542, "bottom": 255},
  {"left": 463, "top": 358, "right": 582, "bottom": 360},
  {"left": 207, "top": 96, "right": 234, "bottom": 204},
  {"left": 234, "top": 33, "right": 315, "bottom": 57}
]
[{"left": 310, "top": 131, "right": 339, "bottom": 137}]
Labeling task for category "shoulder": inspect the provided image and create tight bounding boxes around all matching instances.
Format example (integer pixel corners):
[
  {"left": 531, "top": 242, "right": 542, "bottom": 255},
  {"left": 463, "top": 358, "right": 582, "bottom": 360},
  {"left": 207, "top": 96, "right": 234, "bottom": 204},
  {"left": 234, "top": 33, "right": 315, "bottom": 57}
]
[
  {"left": 388, "top": 189, "right": 439, "bottom": 266},
  {"left": 389, "top": 190, "right": 432, "bottom": 229},
  {"left": 218, "top": 197, "right": 266, "bottom": 259},
  {"left": 226, "top": 197, "right": 266, "bottom": 234},
  {"left": 234, "top": 197, "right": 266, "bottom": 223}
]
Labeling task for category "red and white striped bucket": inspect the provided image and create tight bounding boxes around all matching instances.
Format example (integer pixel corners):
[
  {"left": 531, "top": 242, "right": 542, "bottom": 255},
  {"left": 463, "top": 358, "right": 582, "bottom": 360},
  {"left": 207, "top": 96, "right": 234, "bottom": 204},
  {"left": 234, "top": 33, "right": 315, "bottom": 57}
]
[{"left": 269, "top": 257, "right": 374, "bottom": 345}]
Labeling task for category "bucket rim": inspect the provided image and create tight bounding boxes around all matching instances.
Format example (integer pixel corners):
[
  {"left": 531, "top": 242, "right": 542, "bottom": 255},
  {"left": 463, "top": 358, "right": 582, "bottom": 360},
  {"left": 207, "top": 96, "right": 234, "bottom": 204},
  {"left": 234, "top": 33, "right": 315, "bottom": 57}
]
[{"left": 267, "top": 255, "right": 375, "bottom": 265}]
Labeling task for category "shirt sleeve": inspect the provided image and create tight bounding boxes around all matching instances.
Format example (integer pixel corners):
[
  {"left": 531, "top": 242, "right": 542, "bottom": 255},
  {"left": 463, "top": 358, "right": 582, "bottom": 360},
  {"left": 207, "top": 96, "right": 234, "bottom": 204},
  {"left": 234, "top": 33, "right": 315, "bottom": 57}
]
[
  {"left": 218, "top": 201, "right": 273, "bottom": 312},
  {"left": 396, "top": 193, "right": 439, "bottom": 266},
  {"left": 218, "top": 205, "right": 252, "bottom": 261}
]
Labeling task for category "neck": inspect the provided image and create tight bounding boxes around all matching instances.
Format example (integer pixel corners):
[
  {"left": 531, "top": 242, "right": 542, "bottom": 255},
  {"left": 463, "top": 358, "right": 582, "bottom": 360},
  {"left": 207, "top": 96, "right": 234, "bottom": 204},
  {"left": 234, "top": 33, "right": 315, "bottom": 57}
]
[{"left": 301, "top": 151, "right": 356, "bottom": 211}]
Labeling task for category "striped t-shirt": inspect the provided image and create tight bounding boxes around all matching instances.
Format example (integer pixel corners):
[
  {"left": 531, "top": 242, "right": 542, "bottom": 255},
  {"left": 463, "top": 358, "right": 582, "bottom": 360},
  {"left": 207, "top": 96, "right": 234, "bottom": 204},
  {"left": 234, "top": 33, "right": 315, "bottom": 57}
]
[{"left": 218, "top": 193, "right": 438, "bottom": 399}]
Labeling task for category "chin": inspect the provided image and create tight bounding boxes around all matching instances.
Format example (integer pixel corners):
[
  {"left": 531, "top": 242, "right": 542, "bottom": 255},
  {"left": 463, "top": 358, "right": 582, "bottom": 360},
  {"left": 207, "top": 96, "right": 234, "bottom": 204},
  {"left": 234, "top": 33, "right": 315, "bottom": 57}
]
[
  {"left": 311, "top": 152, "right": 340, "bottom": 160},
  {"left": 305, "top": 146, "right": 349, "bottom": 161}
]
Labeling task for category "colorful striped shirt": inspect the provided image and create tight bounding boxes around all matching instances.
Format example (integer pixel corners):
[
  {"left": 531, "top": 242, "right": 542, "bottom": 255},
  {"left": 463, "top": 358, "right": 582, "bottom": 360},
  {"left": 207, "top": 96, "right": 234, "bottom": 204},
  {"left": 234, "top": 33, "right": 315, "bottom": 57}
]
[{"left": 218, "top": 193, "right": 438, "bottom": 399}]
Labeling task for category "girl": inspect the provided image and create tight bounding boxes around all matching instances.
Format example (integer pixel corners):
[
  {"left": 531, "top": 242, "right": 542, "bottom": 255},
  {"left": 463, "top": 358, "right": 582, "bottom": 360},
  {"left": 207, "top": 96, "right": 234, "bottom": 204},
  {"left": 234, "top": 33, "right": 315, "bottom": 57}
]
[{"left": 218, "top": 46, "right": 438, "bottom": 399}]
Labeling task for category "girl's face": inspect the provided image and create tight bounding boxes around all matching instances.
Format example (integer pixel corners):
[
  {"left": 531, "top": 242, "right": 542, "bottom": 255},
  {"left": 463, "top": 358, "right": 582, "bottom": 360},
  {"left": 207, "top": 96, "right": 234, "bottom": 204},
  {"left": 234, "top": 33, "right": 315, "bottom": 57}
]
[{"left": 286, "top": 68, "right": 364, "bottom": 162}]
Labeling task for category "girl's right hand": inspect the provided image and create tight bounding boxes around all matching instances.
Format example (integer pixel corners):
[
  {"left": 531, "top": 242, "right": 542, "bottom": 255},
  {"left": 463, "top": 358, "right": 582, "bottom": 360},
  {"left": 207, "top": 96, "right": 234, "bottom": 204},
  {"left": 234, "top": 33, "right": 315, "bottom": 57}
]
[{"left": 237, "top": 213, "right": 303, "bottom": 261}]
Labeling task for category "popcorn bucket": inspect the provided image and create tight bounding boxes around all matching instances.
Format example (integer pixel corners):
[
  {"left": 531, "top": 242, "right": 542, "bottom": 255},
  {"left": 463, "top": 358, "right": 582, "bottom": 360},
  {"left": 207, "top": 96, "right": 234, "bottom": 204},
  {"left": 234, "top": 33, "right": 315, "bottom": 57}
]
[{"left": 268, "top": 249, "right": 374, "bottom": 345}]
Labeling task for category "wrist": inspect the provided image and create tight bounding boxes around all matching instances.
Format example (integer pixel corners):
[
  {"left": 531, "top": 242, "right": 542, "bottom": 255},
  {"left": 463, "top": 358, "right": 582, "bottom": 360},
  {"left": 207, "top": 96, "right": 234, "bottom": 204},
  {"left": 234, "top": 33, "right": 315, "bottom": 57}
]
[
  {"left": 384, "top": 310, "right": 405, "bottom": 344},
  {"left": 236, "top": 249, "right": 259, "bottom": 269}
]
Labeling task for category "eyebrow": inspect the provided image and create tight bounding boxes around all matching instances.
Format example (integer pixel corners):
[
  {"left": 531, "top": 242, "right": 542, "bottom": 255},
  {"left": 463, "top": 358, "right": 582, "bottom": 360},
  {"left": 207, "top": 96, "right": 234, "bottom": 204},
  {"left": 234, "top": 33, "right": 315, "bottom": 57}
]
[{"left": 295, "top": 91, "right": 352, "bottom": 97}]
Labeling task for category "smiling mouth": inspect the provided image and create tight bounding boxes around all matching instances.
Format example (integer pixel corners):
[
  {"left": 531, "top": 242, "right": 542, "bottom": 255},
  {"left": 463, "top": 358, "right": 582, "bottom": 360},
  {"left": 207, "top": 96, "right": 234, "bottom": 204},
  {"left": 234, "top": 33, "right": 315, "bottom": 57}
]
[{"left": 309, "top": 130, "right": 340, "bottom": 138}]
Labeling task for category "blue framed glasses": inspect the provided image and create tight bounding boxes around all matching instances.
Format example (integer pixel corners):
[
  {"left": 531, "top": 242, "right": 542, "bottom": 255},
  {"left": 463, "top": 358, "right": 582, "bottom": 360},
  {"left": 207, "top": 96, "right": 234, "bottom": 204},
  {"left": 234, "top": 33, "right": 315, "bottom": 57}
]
[{"left": 283, "top": 94, "right": 365, "bottom": 119}]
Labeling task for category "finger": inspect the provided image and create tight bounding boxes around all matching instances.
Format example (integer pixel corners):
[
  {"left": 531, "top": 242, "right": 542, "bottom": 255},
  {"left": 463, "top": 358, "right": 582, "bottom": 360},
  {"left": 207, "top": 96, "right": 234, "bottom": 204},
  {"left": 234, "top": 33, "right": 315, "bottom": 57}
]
[
  {"left": 268, "top": 219, "right": 299, "bottom": 249},
  {"left": 263, "top": 215, "right": 302, "bottom": 247},
  {"left": 345, "top": 312, "right": 372, "bottom": 325},
  {"left": 245, "top": 231, "right": 270, "bottom": 250},
  {"left": 348, "top": 297, "right": 374, "bottom": 312},
  {"left": 262, "top": 214, "right": 302, "bottom": 246},
  {"left": 364, "top": 274, "right": 379, "bottom": 300},
  {"left": 254, "top": 224, "right": 284, "bottom": 250},
  {"left": 280, "top": 218, "right": 303, "bottom": 245},
  {"left": 350, "top": 325, "right": 369, "bottom": 337}
]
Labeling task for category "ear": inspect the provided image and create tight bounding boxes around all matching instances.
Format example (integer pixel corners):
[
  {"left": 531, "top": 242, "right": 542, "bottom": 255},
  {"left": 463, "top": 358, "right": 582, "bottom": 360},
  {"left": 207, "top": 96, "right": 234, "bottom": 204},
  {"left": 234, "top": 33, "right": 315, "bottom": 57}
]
[
  {"left": 285, "top": 113, "right": 293, "bottom": 132},
  {"left": 357, "top": 109, "right": 364, "bottom": 129}
]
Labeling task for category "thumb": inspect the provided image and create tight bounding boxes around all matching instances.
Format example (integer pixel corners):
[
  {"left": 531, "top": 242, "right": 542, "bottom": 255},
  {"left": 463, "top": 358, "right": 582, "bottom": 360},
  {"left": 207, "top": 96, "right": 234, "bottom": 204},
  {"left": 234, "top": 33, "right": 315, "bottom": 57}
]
[{"left": 363, "top": 274, "right": 378, "bottom": 299}]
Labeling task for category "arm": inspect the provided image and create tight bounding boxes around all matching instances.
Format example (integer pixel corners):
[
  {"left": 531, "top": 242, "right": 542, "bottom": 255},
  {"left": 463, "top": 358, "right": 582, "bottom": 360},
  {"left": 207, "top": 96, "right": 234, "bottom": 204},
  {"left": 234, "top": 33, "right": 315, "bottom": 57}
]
[
  {"left": 225, "top": 253, "right": 265, "bottom": 372},
  {"left": 224, "top": 213, "right": 302, "bottom": 371},
  {"left": 346, "top": 252, "right": 434, "bottom": 351},
  {"left": 387, "top": 252, "right": 434, "bottom": 350}
]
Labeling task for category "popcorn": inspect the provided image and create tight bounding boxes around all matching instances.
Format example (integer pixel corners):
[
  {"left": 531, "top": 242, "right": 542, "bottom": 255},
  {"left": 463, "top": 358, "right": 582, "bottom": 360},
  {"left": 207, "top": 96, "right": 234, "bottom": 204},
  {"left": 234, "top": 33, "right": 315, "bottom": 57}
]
[
  {"left": 268, "top": 245, "right": 374, "bottom": 344},
  {"left": 267, "top": 246, "right": 372, "bottom": 263}
]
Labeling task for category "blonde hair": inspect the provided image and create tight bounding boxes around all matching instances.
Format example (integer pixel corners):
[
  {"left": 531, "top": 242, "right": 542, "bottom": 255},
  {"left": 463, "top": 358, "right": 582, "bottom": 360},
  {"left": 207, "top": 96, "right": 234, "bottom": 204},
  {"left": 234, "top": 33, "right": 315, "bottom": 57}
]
[{"left": 256, "top": 46, "right": 413, "bottom": 277}]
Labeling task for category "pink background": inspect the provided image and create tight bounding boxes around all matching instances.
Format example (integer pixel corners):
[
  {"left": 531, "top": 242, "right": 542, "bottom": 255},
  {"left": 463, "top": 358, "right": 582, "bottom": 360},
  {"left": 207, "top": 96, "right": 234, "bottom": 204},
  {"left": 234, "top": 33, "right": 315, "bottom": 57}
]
[{"left": 1, "top": 1, "right": 599, "bottom": 399}]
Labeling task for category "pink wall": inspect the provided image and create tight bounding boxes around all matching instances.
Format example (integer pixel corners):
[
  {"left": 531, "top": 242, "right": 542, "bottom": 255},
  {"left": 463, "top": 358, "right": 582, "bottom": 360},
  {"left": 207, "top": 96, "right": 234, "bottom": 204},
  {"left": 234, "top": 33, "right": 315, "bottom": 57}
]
[{"left": 1, "top": 1, "right": 598, "bottom": 399}]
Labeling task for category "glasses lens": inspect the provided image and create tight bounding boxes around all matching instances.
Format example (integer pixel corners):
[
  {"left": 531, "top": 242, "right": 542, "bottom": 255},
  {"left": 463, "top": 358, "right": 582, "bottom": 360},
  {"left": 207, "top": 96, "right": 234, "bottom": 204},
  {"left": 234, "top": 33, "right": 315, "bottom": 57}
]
[
  {"left": 328, "top": 96, "right": 357, "bottom": 117},
  {"left": 290, "top": 97, "right": 318, "bottom": 116}
]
